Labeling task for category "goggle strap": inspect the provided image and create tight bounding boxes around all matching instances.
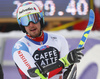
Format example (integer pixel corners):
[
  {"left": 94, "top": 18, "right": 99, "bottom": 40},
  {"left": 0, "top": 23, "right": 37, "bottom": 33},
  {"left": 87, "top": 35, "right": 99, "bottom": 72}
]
[
  {"left": 17, "top": 18, "right": 21, "bottom": 25},
  {"left": 40, "top": 12, "right": 43, "bottom": 18}
]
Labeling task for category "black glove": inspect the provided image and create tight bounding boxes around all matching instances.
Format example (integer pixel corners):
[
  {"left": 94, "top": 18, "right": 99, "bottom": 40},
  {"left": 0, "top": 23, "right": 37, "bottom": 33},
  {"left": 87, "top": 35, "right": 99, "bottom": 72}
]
[{"left": 67, "top": 47, "right": 84, "bottom": 64}]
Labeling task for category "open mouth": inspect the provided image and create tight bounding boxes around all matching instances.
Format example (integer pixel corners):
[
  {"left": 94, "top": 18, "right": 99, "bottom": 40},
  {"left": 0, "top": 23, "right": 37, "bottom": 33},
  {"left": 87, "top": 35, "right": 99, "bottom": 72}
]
[{"left": 30, "top": 28, "right": 37, "bottom": 31}]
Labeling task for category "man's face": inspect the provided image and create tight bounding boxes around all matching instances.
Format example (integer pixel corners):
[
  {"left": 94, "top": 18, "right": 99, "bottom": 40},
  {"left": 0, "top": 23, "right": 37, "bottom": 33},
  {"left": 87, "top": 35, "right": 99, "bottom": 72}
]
[{"left": 25, "top": 22, "right": 41, "bottom": 37}]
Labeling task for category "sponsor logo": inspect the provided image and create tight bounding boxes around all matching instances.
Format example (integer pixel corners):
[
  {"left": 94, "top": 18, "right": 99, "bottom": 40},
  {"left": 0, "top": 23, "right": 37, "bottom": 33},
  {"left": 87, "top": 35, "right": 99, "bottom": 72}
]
[
  {"left": 18, "top": 50, "right": 31, "bottom": 69},
  {"left": 14, "top": 43, "right": 22, "bottom": 49},
  {"left": 33, "top": 46, "right": 60, "bottom": 66},
  {"left": 19, "top": 7, "right": 36, "bottom": 14}
]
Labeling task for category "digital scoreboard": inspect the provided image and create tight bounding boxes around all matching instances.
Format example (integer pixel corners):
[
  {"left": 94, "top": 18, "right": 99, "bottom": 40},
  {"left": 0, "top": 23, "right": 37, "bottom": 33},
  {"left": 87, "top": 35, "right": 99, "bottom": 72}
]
[{"left": 0, "top": 0, "right": 90, "bottom": 18}]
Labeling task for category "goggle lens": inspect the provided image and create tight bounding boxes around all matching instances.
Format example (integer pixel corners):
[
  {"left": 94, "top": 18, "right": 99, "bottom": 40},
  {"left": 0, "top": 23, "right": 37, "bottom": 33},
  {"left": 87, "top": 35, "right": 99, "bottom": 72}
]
[{"left": 19, "top": 13, "right": 41, "bottom": 26}]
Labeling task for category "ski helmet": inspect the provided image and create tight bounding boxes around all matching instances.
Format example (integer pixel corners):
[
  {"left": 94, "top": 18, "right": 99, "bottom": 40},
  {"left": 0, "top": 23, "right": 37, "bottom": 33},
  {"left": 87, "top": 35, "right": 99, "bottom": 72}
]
[{"left": 16, "top": 1, "right": 44, "bottom": 33}]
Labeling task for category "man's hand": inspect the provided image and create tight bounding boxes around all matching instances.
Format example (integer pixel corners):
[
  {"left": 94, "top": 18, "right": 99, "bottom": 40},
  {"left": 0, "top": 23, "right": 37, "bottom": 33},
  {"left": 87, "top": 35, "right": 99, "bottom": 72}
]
[
  {"left": 67, "top": 47, "right": 84, "bottom": 64},
  {"left": 59, "top": 47, "right": 84, "bottom": 68}
]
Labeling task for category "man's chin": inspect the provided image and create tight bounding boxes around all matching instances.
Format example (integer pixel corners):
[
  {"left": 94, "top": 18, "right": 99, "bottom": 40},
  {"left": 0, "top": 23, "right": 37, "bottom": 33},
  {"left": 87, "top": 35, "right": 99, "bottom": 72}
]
[
  {"left": 30, "top": 33, "right": 40, "bottom": 38},
  {"left": 27, "top": 30, "right": 41, "bottom": 38}
]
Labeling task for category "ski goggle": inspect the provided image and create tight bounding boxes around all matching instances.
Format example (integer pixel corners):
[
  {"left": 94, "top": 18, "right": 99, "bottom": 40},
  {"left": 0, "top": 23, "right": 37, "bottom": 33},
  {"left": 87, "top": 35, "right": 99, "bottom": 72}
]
[{"left": 18, "top": 13, "right": 41, "bottom": 26}]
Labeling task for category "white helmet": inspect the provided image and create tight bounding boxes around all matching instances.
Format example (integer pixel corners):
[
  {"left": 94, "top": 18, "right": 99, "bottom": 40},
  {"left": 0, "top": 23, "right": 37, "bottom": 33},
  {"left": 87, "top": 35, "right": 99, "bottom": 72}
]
[{"left": 16, "top": 1, "right": 44, "bottom": 33}]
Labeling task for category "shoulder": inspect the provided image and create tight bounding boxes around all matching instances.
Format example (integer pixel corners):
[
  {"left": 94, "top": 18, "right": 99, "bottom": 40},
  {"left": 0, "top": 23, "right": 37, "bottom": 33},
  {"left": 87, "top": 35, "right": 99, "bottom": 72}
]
[
  {"left": 13, "top": 37, "right": 26, "bottom": 47},
  {"left": 45, "top": 31, "right": 66, "bottom": 40},
  {"left": 12, "top": 37, "right": 29, "bottom": 54},
  {"left": 45, "top": 31, "right": 64, "bottom": 37}
]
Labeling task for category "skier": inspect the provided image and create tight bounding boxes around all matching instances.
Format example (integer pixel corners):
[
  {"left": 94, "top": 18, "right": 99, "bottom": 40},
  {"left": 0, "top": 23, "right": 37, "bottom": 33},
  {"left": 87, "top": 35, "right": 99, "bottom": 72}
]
[{"left": 12, "top": 1, "right": 84, "bottom": 79}]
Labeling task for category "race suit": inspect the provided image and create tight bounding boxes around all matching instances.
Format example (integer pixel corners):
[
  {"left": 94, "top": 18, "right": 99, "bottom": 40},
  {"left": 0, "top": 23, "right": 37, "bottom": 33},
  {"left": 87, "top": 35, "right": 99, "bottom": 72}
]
[{"left": 12, "top": 32, "right": 69, "bottom": 79}]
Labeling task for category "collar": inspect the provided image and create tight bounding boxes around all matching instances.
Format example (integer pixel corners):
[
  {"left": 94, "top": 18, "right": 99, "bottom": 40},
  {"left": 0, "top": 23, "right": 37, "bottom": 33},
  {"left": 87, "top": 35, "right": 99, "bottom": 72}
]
[{"left": 26, "top": 31, "right": 44, "bottom": 42}]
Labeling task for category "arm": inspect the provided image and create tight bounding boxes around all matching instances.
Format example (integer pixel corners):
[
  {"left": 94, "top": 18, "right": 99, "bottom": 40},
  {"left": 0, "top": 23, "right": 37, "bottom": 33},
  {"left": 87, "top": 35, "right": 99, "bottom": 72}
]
[{"left": 12, "top": 41, "right": 36, "bottom": 78}]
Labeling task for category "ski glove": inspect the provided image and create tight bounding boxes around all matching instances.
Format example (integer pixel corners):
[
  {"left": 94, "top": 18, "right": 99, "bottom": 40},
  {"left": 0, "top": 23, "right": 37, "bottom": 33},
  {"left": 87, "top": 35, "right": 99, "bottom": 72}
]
[
  {"left": 59, "top": 47, "right": 84, "bottom": 68},
  {"left": 67, "top": 47, "right": 84, "bottom": 64}
]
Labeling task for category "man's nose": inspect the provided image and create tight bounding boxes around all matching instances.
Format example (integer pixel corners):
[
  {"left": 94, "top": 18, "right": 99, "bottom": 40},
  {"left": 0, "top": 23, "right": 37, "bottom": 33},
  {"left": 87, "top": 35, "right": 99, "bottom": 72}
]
[{"left": 29, "top": 22, "right": 35, "bottom": 27}]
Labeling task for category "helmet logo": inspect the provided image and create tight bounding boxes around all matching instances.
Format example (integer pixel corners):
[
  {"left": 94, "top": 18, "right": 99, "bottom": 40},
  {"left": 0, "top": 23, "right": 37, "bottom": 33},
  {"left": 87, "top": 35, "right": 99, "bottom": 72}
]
[
  {"left": 19, "top": 7, "right": 33, "bottom": 14},
  {"left": 19, "top": 7, "right": 36, "bottom": 14}
]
